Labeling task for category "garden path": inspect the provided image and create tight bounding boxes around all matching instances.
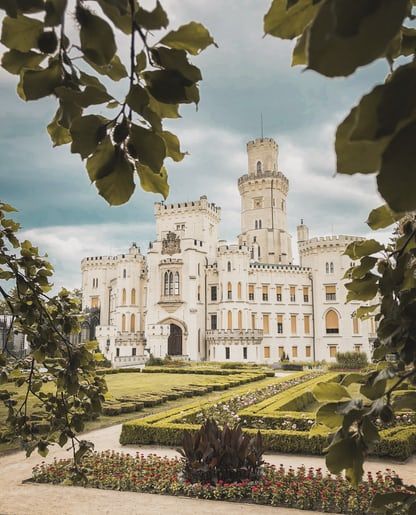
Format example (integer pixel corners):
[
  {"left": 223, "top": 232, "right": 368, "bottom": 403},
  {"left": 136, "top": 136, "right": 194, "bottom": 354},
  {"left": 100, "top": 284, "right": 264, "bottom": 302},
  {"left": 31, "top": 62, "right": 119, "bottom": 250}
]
[{"left": 0, "top": 422, "right": 415, "bottom": 515}]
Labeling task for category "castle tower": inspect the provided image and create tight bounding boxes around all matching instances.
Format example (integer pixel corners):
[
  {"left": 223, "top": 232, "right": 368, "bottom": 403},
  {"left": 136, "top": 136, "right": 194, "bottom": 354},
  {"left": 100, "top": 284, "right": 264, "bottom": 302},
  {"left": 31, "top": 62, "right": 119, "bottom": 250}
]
[
  {"left": 297, "top": 219, "right": 310, "bottom": 245},
  {"left": 238, "top": 137, "right": 292, "bottom": 264}
]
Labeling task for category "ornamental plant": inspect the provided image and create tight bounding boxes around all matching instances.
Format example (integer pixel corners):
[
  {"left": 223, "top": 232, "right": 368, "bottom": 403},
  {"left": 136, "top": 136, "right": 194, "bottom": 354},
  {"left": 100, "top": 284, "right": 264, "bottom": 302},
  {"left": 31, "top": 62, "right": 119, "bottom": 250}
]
[
  {"left": 179, "top": 419, "right": 264, "bottom": 484},
  {"left": 0, "top": 202, "right": 107, "bottom": 473}
]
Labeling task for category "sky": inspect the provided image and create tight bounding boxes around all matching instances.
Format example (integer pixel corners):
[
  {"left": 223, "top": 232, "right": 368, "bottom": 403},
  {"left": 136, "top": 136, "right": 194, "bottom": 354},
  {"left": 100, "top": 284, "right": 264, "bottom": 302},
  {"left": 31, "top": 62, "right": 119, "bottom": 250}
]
[{"left": 0, "top": 0, "right": 391, "bottom": 290}]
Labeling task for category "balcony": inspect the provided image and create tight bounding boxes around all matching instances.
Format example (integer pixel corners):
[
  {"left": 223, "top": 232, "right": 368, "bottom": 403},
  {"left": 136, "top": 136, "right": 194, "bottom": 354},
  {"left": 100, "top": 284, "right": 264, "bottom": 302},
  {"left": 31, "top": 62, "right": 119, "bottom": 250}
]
[
  {"left": 115, "top": 331, "right": 146, "bottom": 346},
  {"left": 206, "top": 329, "right": 263, "bottom": 345},
  {"left": 113, "top": 355, "right": 146, "bottom": 368}
]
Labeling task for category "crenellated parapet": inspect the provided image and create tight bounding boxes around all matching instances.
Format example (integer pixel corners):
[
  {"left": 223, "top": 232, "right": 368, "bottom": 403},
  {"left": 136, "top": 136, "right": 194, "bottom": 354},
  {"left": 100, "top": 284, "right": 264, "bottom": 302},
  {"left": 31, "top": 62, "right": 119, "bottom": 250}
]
[
  {"left": 299, "top": 235, "right": 365, "bottom": 256},
  {"left": 154, "top": 195, "right": 221, "bottom": 223}
]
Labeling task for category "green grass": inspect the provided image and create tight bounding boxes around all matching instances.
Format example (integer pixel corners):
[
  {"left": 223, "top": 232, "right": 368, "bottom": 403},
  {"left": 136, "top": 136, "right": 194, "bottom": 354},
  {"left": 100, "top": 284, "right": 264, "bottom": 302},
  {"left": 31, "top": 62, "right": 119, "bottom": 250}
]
[{"left": 0, "top": 372, "right": 275, "bottom": 454}]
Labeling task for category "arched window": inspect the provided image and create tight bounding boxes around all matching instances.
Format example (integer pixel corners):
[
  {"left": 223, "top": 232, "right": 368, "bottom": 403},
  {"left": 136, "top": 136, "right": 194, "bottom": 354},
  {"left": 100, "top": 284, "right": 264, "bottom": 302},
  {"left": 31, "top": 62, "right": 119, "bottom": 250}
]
[
  {"left": 174, "top": 272, "right": 180, "bottom": 295},
  {"left": 131, "top": 288, "right": 136, "bottom": 305},
  {"left": 326, "top": 262, "right": 329, "bottom": 274},
  {"left": 122, "top": 288, "right": 126, "bottom": 305},
  {"left": 169, "top": 271, "right": 174, "bottom": 296},
  {"left": 352, "top": 316, "right": 359, "bottom": 334},
  {"left": 238, "top": 310, "right": 243, "bottom": 329},
  {"left": 123, "top": 269, "right": 126, "bottom": 278},
  {"left": 325, "top": 310, "right": 339, "bottom": 334},
  {"left": 330, "top": 262, "right": 334, "bottom": 274},
  {"left": 256, "top": 161, "right": 262, "bottom": 173},
  {"left": 258, "top": 246, "right": 261, "bottom": 259},
  {"left": 237, "top": 282, "right": 242, "bottom": 300},
  {"left": 164, "top": 272, "right": 169, "bottom": 295},
  {"left": 255, "top": 220, "right": 258, "bottom": 230},
  {"left": 258, "top": 220, "right": 262, "bottom": 229},
  {"left": 121, "top": 314, "right": 126, "bottom": 332},
  {"left": 227, "top": 281, "right": 232, "bottom": 300},
  {"left": 227, "top": 261, "right": 231, "bottom": 272},
  {"left": 227, "top": 310, "right": 232, "bottom": 330},
  {"left": 130, "top": 314, "right": 135, "bottom": 332}
]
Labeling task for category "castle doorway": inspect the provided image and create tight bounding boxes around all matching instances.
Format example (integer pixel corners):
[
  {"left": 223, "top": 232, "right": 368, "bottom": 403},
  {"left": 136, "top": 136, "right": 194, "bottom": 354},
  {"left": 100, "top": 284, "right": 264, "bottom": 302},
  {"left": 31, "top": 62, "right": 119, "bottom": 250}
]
[{"left": 168, "top": 324, "right": 182, "bottom": 355}]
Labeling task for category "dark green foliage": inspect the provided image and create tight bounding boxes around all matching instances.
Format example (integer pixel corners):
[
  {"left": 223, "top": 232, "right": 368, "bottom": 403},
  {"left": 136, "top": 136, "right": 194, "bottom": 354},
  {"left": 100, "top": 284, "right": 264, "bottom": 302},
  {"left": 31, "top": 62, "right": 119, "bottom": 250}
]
[
  {"left": 179, "top": 418, "right": 264, "bottom": 484},
  {"left": 0, "top": 0, "right": 216, "bottom": 205},
  {"left": 329, "top": 352, "right": 369, "bottom": 370}
]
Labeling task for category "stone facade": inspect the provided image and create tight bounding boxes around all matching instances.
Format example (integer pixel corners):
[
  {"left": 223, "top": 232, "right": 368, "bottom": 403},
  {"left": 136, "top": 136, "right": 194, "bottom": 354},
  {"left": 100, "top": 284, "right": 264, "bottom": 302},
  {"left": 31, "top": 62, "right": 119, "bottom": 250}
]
[{"left": 81, "top": 138, "right": 376, "bottom": 367}]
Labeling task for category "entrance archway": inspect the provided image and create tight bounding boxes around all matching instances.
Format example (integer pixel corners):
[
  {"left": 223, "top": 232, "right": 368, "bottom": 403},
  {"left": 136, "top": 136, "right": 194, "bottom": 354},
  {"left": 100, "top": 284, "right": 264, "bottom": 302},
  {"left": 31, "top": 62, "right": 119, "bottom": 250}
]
[{"left": 168, "top": 324, "right": 183, "bottom": 355}]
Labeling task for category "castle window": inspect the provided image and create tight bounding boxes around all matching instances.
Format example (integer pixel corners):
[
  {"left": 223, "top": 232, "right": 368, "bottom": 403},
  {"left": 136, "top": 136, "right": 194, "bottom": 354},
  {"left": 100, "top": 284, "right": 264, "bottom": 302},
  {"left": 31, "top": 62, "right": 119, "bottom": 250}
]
[
  {"left": 263, "top": 346, "right": 270, "bottom": 359},
  {"left": 263, "top": 314, "right": 270, "bottom": 334},
  {"left": 248, "top": 284, "right": 254, "bottom": 301},
  {"left": 276, "top": 286, "right": 282, "bottom": 302},
  {"left": 281, "top": 200, "right": 285, "bottom": 211},
  {"left": 278, "top": 346, "right": 285, "bottom": 358},
  {"left": 292, "top": 346, "right": 298, "bottom": 358},
  {"left": 123, "top": 269, "right": 126, "bottom": 279},
  {"left": 132, "top": 347, "right": 136, "bottom": 356},
  {"left": 304, "top": 315, "right": 311, "bottom": 334},
  {"left": 306, "top": 346, "right": 311, "bottom": 358},
  {"left": 277, "top": 314, "right": 283, "bottom": 334},
  {"left": 255, "top": 220, "right": 258, "bottom": 230},
  {"left": 211, "top": 286, "right": 217, "bottom": 301},
  {"left": 352, "top": 315, "right": 359, "bottom": 334},
  {"left": 227, "top": 261, "right": 231, "bottom": 272},
  {"left": 330, "top": 262, "right": 334, "bottom": 273},
  {"left": 238, "top": 310, "right": 243, "bottom": 329},
  {"left": 243, "top": 347, "right": 247, "bottom": 360},
  {"left": 227, "top": 282, "right": 232, "bottom": 300},
  {"left": 329, "top": 345, "right": 337, "bottom": 358},
  {"left": 303, "top": 287, "right": 309, "bottom": 303},
  {"left": 256, "top": 161, "right": 262, "bottom": 173},
  {"left": 91, "top": 296, "right": 99, "bottom": 309},
  {"left": 174, "top": 272, "right": 180, "bottom": 295},
  {"left": 326, "top": 262, "right": 329, "bottom": 274},
  {"left": 251, "top": 312, "right": 256, "bottom": 329},
  {"left": 262, "top": 285, "right": 269, "bottom": 301},
  {"left": 163, "top": 272, "right": 169, "bottom": 296},
  {"left": 197, "top": 285, "right": 201, "bottom": 301},
  {"left": 290, "top": 286, "right": 296, "bottom": 302},
  {"left": 325, "top": 285, "right": 336, "bottom": 301},
  {"left": 237, "top": 282, "right": 242, "bottom": 300},
  {"left": 225, "top": 347, "right": 230, "bottom": 360},
  {"left": 130, "top": 314, "right": 135, "bottom": 332},
  {"left": 258, "top": 220, "right": 262, "bottom": 229},
  {"left": 290, "top": 315, "right": 297, "bottom": 335},
  {"left": 121, "top": 314, "right": 126, "bottom": 332},
  {"left": 131, "top": 288, "right": 136, "bottom": 305},
  {"left": 326, "top": 309, "right": 339, "bottom": 334},
  {"left": 211, "top": 314, "right": 217, "bottom": 330},
  {"left": 116, "top": 348, "right": 120, "bottom": 357},
  {"left": 122, "top": 288, "right": 126, "bottom": 305},
  {"left": 227, "top": 310, "right": 232, "bottom": 330}
]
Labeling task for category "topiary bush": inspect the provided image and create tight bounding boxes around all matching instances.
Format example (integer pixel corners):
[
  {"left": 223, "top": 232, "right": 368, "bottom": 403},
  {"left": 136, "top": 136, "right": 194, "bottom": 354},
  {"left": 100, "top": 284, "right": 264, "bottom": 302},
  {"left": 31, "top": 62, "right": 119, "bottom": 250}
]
[
  {"left": 179, "top": 418, "right": 263, "bottom": 484},
  {"left": 330, "top": 351, "right": 368, "bottom": 370}
]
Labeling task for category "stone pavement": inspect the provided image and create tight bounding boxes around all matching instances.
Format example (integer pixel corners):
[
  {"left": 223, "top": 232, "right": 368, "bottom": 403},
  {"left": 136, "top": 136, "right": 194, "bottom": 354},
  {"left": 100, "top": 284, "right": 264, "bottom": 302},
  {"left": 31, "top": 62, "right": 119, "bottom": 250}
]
[{"left": 0, "top": 423, "right": 415, "bottom": 515}]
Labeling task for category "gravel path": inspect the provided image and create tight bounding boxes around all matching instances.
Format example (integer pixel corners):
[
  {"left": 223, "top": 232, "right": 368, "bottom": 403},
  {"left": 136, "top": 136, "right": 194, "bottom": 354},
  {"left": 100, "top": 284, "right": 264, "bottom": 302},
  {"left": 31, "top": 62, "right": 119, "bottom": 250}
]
[{"left": 1, "top": 423, "right": 415, "bottom": 515}]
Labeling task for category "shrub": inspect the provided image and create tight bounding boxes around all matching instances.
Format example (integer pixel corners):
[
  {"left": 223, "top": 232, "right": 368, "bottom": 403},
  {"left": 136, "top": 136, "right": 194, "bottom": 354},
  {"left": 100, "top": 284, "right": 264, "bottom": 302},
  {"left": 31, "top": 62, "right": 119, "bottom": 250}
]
[
  {"left": 330, "top": 351, "right": 368, "bottom": 370},
  {"left": 179, "top": 419, "right": 263, "bottom": 484},
  {"left": 146, "top": 354, "right": 165, "bottom": 366},
  {"left": 281, "top": 363, "right": 303, "bottom": 371}
]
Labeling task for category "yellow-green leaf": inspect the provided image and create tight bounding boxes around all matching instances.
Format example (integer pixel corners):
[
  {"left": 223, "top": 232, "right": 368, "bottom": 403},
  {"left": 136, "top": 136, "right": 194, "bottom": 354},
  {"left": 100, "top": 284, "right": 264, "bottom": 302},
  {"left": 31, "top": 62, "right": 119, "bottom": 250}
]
[
  {"left": 1, "top": 14, "right": 44, "bottom": 52},
  {"left": 136, "top": 163, "right": 169, "bottom": 198},
  {"left": 159, "top": 21, "right": 217, "bottom": 55}
]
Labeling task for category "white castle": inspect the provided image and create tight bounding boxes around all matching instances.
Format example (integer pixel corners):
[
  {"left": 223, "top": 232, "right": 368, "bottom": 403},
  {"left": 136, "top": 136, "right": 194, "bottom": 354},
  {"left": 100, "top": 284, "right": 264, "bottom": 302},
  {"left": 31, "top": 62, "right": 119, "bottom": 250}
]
[{"left": 81, "top": 137, "right": 376, "bottom": 367}]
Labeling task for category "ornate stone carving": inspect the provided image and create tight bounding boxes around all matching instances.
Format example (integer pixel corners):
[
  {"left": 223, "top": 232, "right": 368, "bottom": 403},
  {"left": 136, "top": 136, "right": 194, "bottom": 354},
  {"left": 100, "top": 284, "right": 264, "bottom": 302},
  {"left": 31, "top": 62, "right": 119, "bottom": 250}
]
[{"left": 162, "top": 231, "right": 181, "bottom": 255}]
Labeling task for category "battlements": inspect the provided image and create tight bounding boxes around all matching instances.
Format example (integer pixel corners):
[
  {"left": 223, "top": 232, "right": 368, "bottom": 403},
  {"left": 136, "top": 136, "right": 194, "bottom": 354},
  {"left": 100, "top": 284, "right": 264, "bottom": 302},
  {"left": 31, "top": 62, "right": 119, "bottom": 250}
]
[
  {"left": 249, "top": 262, "right": 311, "bottom": 274},
  {"left": 299, "top": 235, "right": 365, "bottom": 254},
  {"left": 81, "top": 249, "right": 144, "bottom": 270},
  {"left": 217, "top": 243, "right": 250, "bottom": 256},
  {"left": 247, "top": 137, "right": 278, "bottom": 149},
  {"left": 238, "top": 170, "right": 288, "bottom": 188},
  {"left": 154, "top": 195, "right": 221, "bottom": 220}
]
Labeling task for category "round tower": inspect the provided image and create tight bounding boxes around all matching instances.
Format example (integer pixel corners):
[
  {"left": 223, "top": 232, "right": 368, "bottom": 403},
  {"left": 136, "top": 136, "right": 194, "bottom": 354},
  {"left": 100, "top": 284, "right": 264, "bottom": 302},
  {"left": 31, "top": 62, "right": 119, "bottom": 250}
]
[{"left": 238, "top": 137, "right": 292, "bottom": 265}]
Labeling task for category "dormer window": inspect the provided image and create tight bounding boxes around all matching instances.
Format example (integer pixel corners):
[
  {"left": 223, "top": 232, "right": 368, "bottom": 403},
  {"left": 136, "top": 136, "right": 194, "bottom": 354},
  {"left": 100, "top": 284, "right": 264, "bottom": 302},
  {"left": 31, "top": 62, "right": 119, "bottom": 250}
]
[{"left": 256, "top": 161, "right": 262, "bottom": 173}]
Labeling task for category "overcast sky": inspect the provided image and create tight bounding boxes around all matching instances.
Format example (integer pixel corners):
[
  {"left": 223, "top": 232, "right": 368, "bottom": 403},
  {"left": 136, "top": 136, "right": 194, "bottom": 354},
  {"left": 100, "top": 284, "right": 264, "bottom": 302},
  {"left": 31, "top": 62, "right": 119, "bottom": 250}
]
[{"left": 0, "top": 0, "right": 390, "bottom": 290}]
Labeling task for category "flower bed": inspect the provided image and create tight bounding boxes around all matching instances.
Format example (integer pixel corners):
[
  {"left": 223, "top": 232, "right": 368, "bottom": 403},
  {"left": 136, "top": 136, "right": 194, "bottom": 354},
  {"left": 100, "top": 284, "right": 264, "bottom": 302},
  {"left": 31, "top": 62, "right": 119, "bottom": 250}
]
[{"left": 31, "top": 451, "right": 412, "bottom": 514}]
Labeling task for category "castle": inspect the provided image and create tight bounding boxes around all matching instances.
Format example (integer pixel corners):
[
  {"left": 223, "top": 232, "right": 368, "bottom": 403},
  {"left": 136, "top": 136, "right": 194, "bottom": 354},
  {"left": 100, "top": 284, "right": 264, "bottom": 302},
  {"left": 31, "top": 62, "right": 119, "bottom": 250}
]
[{"left": 81, "top": 137, "right": 376, "bottom": 367}]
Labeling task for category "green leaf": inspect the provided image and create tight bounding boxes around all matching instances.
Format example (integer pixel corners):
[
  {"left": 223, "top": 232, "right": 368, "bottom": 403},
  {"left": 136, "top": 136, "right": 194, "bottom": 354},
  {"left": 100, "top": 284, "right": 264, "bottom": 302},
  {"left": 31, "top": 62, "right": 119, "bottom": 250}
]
[
  {"left": 371, "top": 492, "right": 415, "bottom": 510},
  {"left": 159, "top": 21, "right": 217, "bottom": 55},
  {"left": 316, "top": 401, "right": 347, "bottom": 428},
  {"left": 1, "top": 14, "right": 44, "bottom": 52},
  {"left": 95, "top": 150, "right": 135, "bottom": 206},
  {"left": 148, "top": 94, "right": 180, "bottom": 118},
  {"left": 44, "top": 0, "right": 67, "bottom": 26},
  {"left": 325, "top": 436, "right": 356, "bottom": 474},
  {"left": 264, "top": 0, "right": 321, "bottom": 39},
  {"left": 84, "top": 54, "right": 127, "bottom": 81},
  {"left": 346, "top": 274, "right": 379, "bottom": 302},
  {"left": 393, "top": 391, "right": 416, "bottom": 411},
  {"left": 341, "top": 373, "right": 367, "bottom": 387},
  {"left": 313, "top": 382, "right": 351, "bottom": 402},
  {"left": 361, "top": 416, "right": 380, "bottom": 446},
  {"left": 367, "top": 205, "right": 403, "bottom": 230},
  {"left": 86, "top": 136, "right": 115, "bottom": 182},
  {"left": 160, "top": 130, "right": 186, "bottom": 162},
  {"left": 378, "top": 121, "right": 416, "bottom": 212},
  {"left": 79, "top": 86, "right": 112, "bottom": 107},
  {"left": 2, "top": 49, "right": 45, "bottom": 74},
  {"left": 70, "top": 115, "right": 107, "bottom": 159},
  {"left": 151, "top": 47, "right": 202, "bottom": 82},
  {"left": 97, "top": 0, "right": 131, "bottom": 34},
  {"left": 355, "top": 304, "right": 378, "bottom": 319},
  {"left": 344, "top": 239, "right": 384, "bottom": 259},
  {"left": 47, "top": 109, "right": 71, "bottom": 147},
  {"left": 292, "top": 30, "right": 307, "bottom": 66},
  {"left": 351, "top": 256, "right": 378, "bottom": 279},
  {"left": 126, "top": 84, "right": 149, "bottom": 115},
  {"left": 308, "top": 0, "right": 409, "bottom": 77},
  {"left": 136, "top": 163, "right": 169, "bottom": 199},
  {"left": 18, "top": 59, "right": 62, "bottom": 100},
  {"left": 79, "top": 9, "right": 116, "bottom": 66},
  {"left": 135, "top": 1, "right": 168, "bottom": 30},
  {"left": 135, "top": 51, "right": 147, "bottom": 74},
  {"left": 129, "top": 124, "right": 166, "bottom": 171},
  {"left": 360, "top": 378, "right": 386, "bottom": 400},
  {"left": 144, "top": 70, "right": 197, "bottom": 104}
]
